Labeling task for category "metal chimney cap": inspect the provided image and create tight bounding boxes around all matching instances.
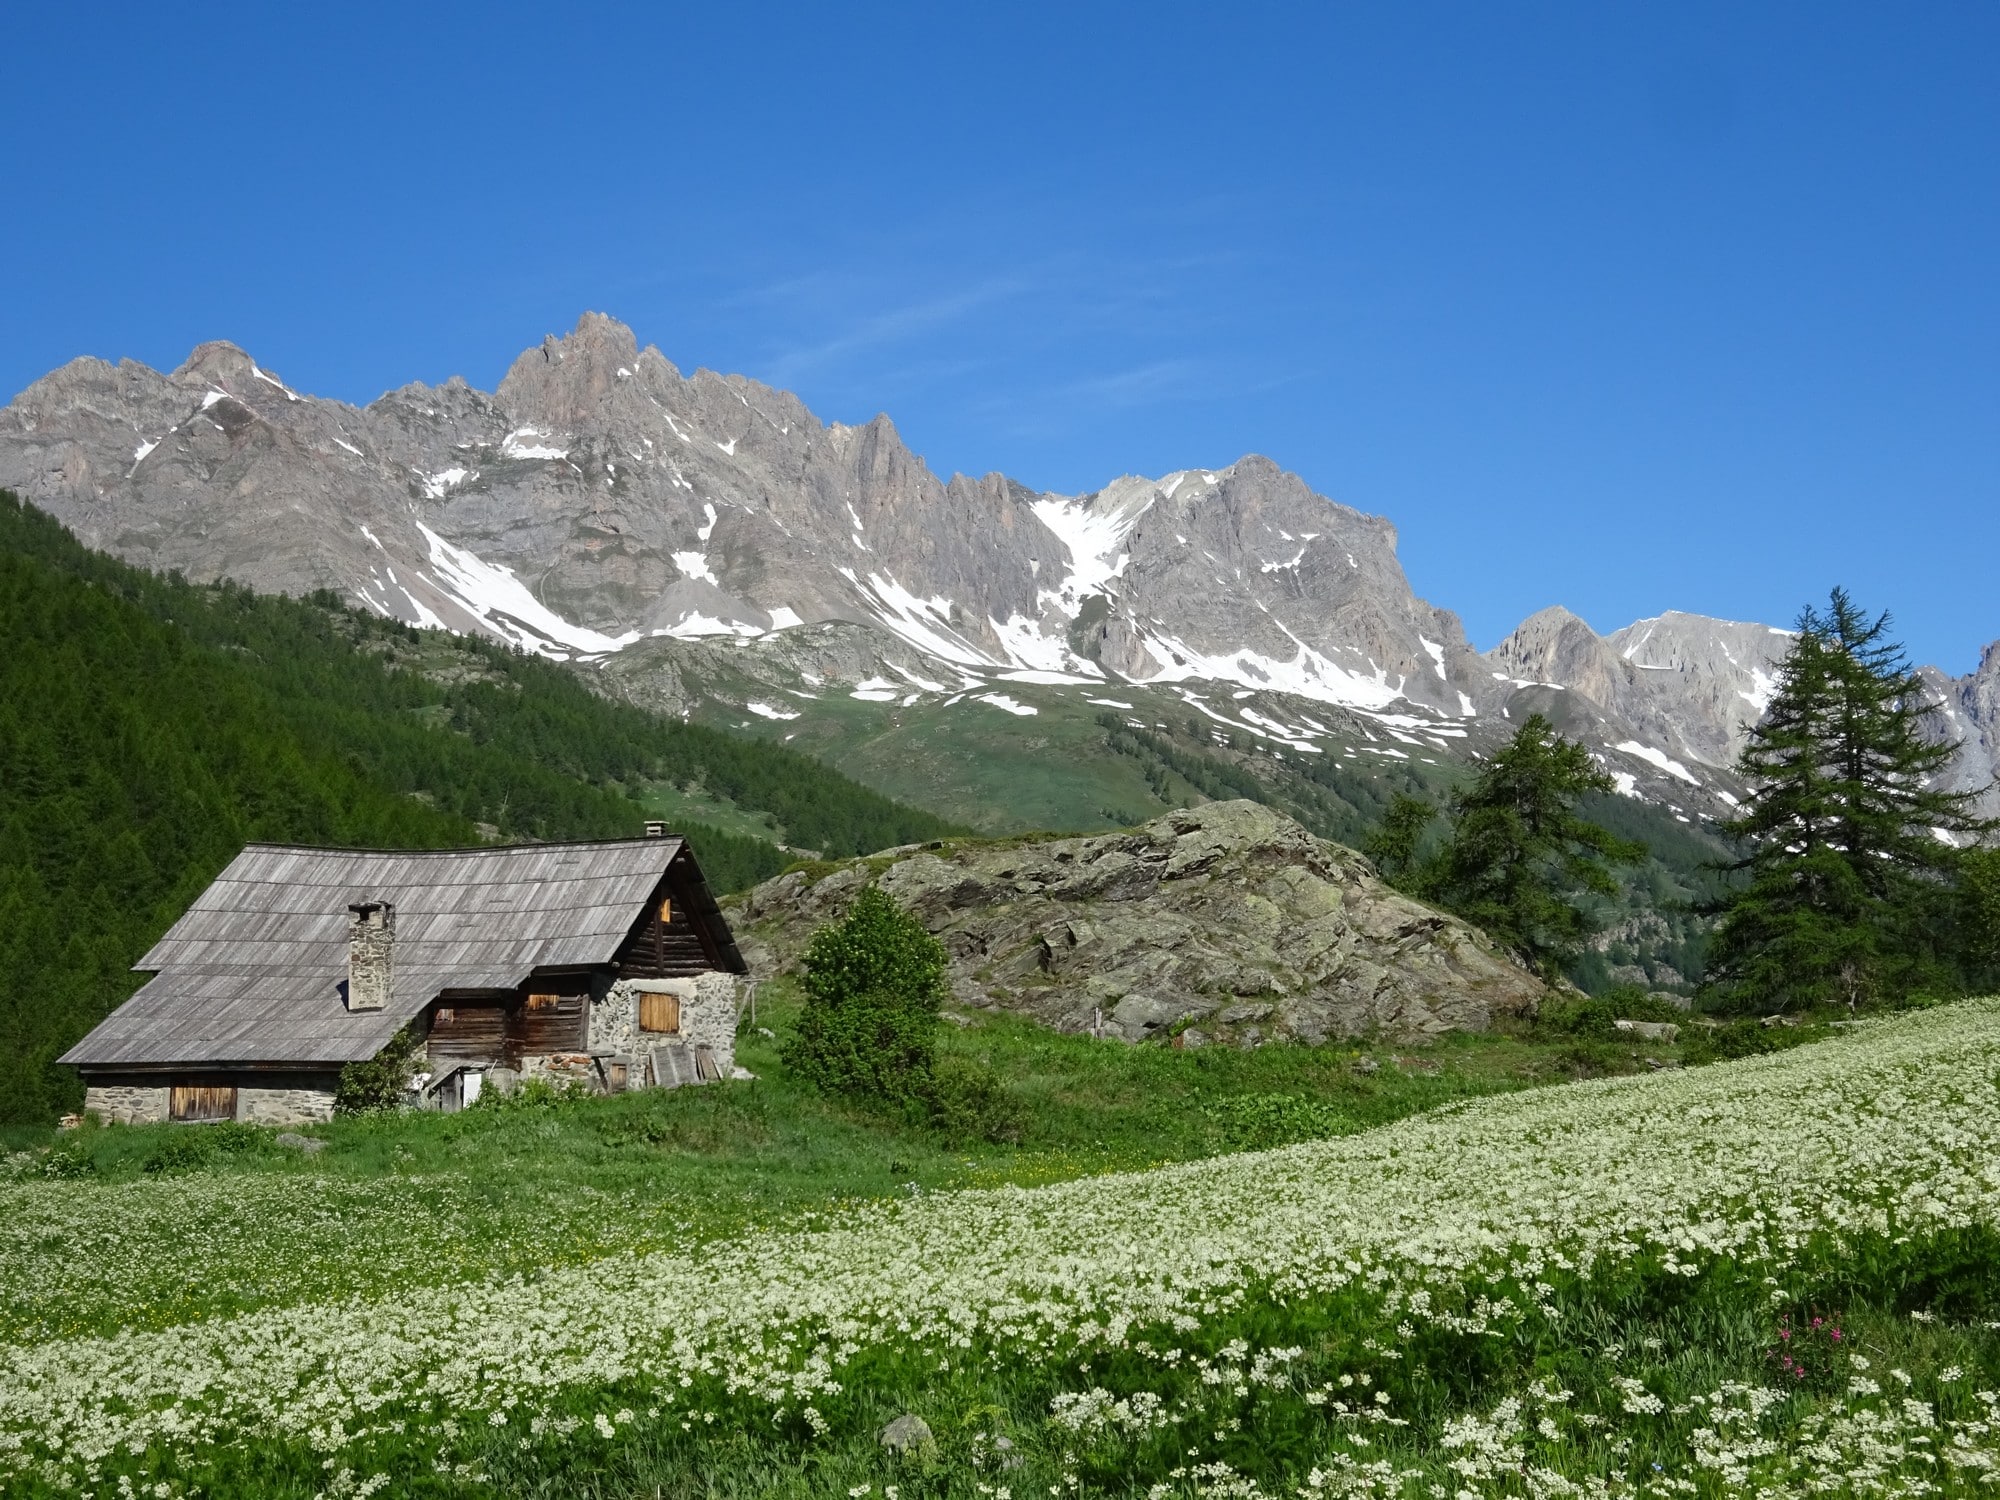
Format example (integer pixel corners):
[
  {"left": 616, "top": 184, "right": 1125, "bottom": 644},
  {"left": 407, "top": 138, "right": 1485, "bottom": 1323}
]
[{"left": 643, "top": 821, "right": 670, "bottom": 838}]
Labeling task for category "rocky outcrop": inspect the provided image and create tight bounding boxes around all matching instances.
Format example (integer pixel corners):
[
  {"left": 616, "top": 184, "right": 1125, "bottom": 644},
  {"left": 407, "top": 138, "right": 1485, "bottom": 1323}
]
[{"left": 730, "top": 800, "right": 1547, "bottom": 1045}]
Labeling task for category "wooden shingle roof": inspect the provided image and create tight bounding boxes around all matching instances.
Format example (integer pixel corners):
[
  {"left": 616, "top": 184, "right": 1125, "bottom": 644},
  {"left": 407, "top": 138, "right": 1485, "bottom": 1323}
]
[{"left": 61, "top": 837, "right": 746, "bottom": 1070}]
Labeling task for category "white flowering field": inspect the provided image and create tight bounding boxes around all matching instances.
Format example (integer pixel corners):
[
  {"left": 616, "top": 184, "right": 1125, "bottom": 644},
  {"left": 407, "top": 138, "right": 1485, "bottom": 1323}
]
[{"left": 5, "top": 1001, "right": 2000, "bottom": 1497}]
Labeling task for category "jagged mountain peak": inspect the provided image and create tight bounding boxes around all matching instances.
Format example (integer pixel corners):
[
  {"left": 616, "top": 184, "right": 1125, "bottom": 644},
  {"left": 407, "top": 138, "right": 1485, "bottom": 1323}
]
[
  {"left": 3, "top": 315, "right": 1994, "bottom": 828},
  {"left": 171, "top": 340, "right": 264, "bottom": 389}
]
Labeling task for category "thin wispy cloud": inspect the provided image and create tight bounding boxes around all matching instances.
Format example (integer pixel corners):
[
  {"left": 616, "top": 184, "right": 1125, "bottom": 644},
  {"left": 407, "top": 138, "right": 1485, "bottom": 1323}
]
[
  {"left": 1053, "top": 359, "right": 1204, "bottom": 408},
  {"left": 757, "top": 277, "right": 1029, "bottom": 384}
]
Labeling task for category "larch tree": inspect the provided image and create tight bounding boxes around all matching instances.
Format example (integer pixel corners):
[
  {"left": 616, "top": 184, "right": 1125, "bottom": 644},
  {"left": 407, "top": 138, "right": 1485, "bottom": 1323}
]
[
  {"left": 1428, "top": 713, "right": 1644, "bottom": 979},
  {"left": 1703, "top": 588, "right": 1995, "bottom": 1013}
]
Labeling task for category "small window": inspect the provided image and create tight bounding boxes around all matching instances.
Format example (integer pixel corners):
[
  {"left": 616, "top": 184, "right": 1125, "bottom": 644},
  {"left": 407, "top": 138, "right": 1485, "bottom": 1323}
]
[
  {"left": 658, "top": 897, "right": 673, "bottom": 924},
  {"left": 525, "top": 993, "right": 560, "bottom": 1012},
  {"left": 436, "top": 1006, "right": 456, "bottom": 1023},
  {"left": 640, "top": 992, "right": 681, "bottom": 1034}
]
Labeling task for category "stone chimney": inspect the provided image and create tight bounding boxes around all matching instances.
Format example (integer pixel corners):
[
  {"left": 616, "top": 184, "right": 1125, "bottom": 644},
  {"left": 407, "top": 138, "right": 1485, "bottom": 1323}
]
[
  {"left": 347, "top": 902, "right": 394, "bottom": 1012},
  {"left": 643, "top": 821, "right": 669, "bottom": 839}
]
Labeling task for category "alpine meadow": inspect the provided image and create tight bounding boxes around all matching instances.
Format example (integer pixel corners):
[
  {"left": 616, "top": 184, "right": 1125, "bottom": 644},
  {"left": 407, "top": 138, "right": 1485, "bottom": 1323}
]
[{"left": 4, "top": 7, "right": 2000, "bottom": 1497}]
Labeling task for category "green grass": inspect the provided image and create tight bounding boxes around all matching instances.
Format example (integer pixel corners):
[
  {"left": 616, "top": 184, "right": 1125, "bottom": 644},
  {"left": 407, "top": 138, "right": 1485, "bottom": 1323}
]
[
  {"left": 0, "top": 992, "right": 1689, "bottom": 1344},
  {"left": 637, "top": 777, "right": 787, "bottom": 846},
  {"left": 8, "top": 1005, "right": 1999, "bottom": 1497},
  {"left": 722, "top": 683, "right": 1171, "bottom": 835}
]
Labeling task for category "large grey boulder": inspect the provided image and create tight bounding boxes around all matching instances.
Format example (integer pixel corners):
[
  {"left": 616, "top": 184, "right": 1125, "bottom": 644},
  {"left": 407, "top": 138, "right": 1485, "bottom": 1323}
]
[
  {"left": 732, "top": 800, "right": 1546, "bottom": 1045},
  {"left": 879, "top": 1414, "right": 933, "bottom": 1452}
]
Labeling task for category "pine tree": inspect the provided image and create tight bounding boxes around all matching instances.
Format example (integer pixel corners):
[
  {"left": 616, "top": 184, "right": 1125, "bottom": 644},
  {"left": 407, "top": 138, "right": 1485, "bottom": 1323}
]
[
  {"left": 1703, "top": 589, "right": 1995, "bottom": 1013},
  {"left": 1428, "top": 713, "right": 1643, "bottom": 978},
  {"left": 1363, "top": 792, "right": 1439, "bottom": 890}
]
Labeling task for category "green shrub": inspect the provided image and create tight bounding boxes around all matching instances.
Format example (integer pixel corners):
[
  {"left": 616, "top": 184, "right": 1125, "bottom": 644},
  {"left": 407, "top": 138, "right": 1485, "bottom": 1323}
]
[
  {"left": 1681, "top": 1017, "right": 1830, "bottom": 1066},
  {"left": 1538, "top": 996, "right": 1619, "bottom": 1040},
  {"left": 922, "top": 1055, "right": 1025, "bottom": 1144},
  {"left": 1596, "top": 984, "right": 1688, "bottom": 1023},
  {"left": 1202, "top": 1092, "right": 1353, "bottom": 1151},
  {"left": 140, "top": 1121, "right": 264, "bottom": 1175},
  {"left": 782, "top": 888, "right": 949, "bottom": 1107},
  {"left": 37, "top": 1141, "right": 96, "bottom": 1179},
  {"left": 471, "top": 1075, "right": 591, "bottom": 1114},
  {"left": 334, "top": 1024, "right": 426, "bottom": 1115}
]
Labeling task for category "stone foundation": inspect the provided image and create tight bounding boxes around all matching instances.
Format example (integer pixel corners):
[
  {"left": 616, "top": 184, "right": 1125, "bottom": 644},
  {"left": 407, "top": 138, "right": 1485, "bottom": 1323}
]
[
  {"left": 236, "top": 1086, "right": 336, "bottom": 1125},
  {"left": 517, "top": 1052, "right": 596, "bottom": 1087},
  {"left": 84, "top": 1085, "right": 168, "bottom": 1125},
  {"left": 85, "top": 1081, "right": 336, "bottom": 1126}
]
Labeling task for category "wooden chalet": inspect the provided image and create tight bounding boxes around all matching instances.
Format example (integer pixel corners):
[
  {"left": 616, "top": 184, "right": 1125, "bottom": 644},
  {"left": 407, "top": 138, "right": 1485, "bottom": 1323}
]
[{"left": 62, "top": 825, "right": 749, "bottom": 1125}]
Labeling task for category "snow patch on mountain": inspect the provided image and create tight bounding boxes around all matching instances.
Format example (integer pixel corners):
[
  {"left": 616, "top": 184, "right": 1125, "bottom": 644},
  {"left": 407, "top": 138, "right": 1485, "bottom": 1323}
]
[
  {"left": 501, "top": 427, "right": 568, "bottom": 461},
  {"left": 417, "top": 467, "right": 469, "bottom": 499},
  {"left": 671, "top": 551, "right": 718, "bottom": 586},
  {"left": 1029, "top": 478, "right": 1154, "bottom": 616},
  {"left": 1138, "top": 629, "right": 1405, "bottom": 712},
  {"left": 1615, "top": 740, "right": 1702, "bottom": 786},
  {"left": 415, "top": 523, "right": 638, "bottom": 656},
  {"left": 977, "top": 692, "right": 1037, "bottom": 717}
]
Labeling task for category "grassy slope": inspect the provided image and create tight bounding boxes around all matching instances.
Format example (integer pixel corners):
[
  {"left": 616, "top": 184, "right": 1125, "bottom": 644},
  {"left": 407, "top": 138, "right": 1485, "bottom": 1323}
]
[
  {"left": 0, "top": 986, "right": 1689, "bottom": 1343},
  {"left": 3, "top": 1003, "right": 1993, "bottom": 1499}
]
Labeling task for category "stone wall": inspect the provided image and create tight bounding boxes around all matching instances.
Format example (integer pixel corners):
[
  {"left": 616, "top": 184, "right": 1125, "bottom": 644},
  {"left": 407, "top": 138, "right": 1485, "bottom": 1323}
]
[
  {"left": 84, "top": 1085, "right": 168, "bottom": 1125},
  {"left": 516, "top": 1052, "right": 595, "bottom": 1087},
  {"left": 85, "top": 1080, "right": 336, "bottom": 1126},
  {"left": 593, "top": 974, "right": 738, "bottom": 1079},
  {"left": 236, "top": 1086, "right": 335, "bottom": 1125}
]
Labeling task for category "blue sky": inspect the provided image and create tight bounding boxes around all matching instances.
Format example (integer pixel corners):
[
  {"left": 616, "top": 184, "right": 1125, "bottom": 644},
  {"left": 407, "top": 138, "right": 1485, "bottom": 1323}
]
[{"left": 4, "top": 2, "right": 1995, "bottom": 671}]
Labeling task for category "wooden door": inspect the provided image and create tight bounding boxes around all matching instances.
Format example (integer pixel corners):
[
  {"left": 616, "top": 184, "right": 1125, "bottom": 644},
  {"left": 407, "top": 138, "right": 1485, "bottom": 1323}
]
[{"left": 170, "top": 1085, "right": 237, "bottom": 1122}]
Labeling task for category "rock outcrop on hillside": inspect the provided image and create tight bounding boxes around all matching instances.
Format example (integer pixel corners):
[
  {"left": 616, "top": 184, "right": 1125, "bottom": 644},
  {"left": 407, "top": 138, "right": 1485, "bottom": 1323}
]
[{"left": 729, "top": 800, "right": 1547, "bottom": 1045}]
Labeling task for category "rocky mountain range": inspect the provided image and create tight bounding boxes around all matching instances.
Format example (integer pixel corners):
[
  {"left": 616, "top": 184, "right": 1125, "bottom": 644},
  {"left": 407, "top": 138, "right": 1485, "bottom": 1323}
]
[{"left": 4, "top": 311, "right": 1995, "bottom": 825}]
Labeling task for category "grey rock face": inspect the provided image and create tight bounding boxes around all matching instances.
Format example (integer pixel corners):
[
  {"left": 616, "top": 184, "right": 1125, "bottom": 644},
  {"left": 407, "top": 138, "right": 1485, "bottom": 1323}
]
[
  {"left": 1922, "top": 643, "right": 2000, "bottom": 822},
  {"left": 1492, "top": 606, "right": 1999, "bottom": 824},
  {"left": 1489, "top": 607, "right": 1792, "bottom": 780},
  {"left": 3, "top": 313, "right": 1992, "bottom": 821},
  {"left": 729, "top": 800, "right": 1547, "bottom": 1045},
  {"left": 0, "top": 314, "right": 1489, "bottom": 719}
]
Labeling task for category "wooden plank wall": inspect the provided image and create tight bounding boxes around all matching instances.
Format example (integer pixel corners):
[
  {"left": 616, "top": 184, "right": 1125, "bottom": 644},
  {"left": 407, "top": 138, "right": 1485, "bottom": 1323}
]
[
  {"left": 428, "top": 991, "right": 589, "bottom": 1064},
  {"left": 428, "top": 1004, "right": 508, "bottom": 1061},
  {"left": 614, "top": 875, "right": 721, "bottom": 978},
  {"left": 512, "top": 993, "right": 588, "bottom": 1055}
]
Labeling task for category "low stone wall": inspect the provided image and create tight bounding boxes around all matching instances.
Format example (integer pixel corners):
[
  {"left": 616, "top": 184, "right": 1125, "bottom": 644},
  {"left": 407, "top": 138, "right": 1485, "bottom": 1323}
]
[
  {"left": 517, "top": 1052, "right": 595, "bottom": 1087},
  {"left": 85, "top": 1081, "right": 336, "bottom": 1126},
  {"left": 236, "top": 1087, "right": 335, "bottom": 1125},
  {"left": 84, "top": 1085, "right": 168, "bottom": 1125},
  {"left": 593, "top": 973, "right": 738, "bottom": 1079}
]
